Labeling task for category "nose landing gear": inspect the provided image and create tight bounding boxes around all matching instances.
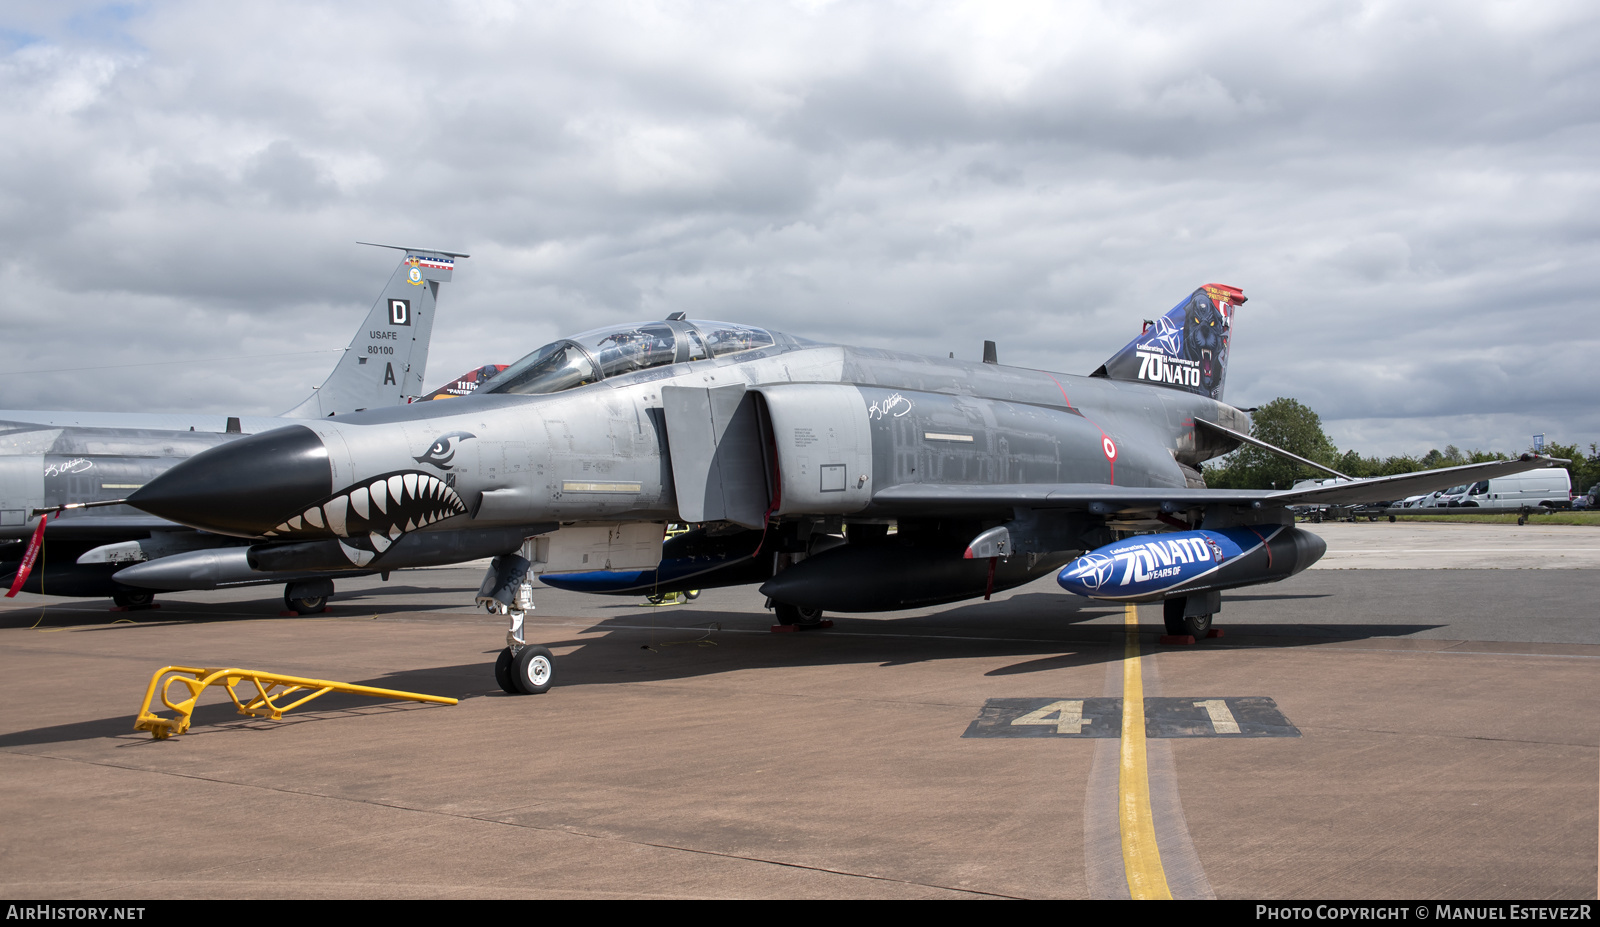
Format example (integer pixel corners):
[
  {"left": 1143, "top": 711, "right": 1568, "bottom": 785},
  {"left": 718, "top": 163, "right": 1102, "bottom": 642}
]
[{"left": 478, "top": 554, "right": 554, "bottom": 695}]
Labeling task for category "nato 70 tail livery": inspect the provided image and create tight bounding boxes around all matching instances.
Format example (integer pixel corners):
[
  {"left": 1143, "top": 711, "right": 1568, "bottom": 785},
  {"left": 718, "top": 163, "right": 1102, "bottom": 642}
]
[{"left": 123, "top": 283, "right": 1565, "bottom": 693}]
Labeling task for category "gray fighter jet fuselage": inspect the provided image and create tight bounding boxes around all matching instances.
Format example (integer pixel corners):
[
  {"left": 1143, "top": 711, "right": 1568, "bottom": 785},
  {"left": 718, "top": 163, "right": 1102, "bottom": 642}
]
[{"left": 125, "top": 284, "right": 1567, "bottom": 691}]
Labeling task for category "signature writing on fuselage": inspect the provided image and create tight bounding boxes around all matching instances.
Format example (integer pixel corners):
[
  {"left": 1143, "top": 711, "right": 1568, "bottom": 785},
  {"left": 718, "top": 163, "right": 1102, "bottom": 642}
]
[
  {"left": 44, "top": 458, "right": 93, "bottom": 478},
  {"left": 867, "top": 393, "right": 913, "bottom": 420}
]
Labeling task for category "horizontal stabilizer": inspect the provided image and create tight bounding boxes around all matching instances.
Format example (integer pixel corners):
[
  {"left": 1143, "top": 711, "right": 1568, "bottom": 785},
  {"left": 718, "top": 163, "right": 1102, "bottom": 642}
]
[{"left": 1194, "top": 417, "right": 1352, "bottom": 481}]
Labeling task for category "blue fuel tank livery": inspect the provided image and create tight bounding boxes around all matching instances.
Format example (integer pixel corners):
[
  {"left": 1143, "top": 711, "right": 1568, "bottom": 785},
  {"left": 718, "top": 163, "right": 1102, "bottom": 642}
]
[{"left": 1056, "top": 526, "right": 1326, "bottom": 602}]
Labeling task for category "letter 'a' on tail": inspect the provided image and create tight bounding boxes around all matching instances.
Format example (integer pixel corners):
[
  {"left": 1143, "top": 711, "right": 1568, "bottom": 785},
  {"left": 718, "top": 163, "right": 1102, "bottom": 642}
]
[
  {"left": 280, "top": 243, "right": 469, "bottom": 418},
  {"left": 1090, "top": 283, "right": 1245, "bottom": 401}
]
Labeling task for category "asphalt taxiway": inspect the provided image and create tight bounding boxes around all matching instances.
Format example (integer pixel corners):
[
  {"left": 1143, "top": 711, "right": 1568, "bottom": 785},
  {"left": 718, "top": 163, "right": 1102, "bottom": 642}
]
[{"left": 1, "top": 523, "right": 1596, "bottom": 899}]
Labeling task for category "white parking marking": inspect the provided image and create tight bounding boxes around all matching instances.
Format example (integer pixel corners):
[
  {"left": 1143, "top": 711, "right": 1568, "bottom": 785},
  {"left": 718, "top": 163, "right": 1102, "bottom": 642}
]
[{"left": 1193, "top": 699, "right": 1240, "bottom": 734}]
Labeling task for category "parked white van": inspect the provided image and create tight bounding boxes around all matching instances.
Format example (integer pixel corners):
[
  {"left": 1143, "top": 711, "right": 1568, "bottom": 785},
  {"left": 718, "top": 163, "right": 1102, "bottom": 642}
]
[{"left": 1457, "top": 470, "right": 1571, "bottom": 511}]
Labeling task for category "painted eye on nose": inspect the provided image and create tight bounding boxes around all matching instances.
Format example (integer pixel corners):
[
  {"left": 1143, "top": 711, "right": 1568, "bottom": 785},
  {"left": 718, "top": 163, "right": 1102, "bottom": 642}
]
[{"left": 413, "top": 431, "right": 476, "bottom": 470}]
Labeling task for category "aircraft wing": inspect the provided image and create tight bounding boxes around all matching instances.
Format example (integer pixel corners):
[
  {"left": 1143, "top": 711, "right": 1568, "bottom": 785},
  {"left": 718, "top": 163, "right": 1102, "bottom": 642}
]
[
  {"left": 867, "top": 455, "right": 1567, "bottom": 515},
  {"left": 1267, "top": 456, "right": 1567, "bottom": 505}
]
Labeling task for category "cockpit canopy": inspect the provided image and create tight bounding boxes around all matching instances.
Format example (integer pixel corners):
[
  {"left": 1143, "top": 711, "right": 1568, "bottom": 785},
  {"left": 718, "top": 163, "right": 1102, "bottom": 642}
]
[{"left": 482, "top": 320, "right": 776, "bottom": 396}]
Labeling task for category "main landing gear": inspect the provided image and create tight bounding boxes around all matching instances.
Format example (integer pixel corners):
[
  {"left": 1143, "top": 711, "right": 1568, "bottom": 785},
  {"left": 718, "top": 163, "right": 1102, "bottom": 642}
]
[
  {"left": 1162, "top": 593, "right": 1217, "bottom": 640},
  {"left": 771, "top": 600, "right": 830, "bottom": 630},
  {"left": 112, "top": 591, "right": 156, "bottom": 610},
  {"left": 283, "top": 579, "right": 334, "bottom": 616}
]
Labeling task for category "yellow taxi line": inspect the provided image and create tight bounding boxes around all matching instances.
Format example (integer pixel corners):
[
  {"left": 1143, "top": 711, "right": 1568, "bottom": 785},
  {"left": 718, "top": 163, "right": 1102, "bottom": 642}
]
[{"left": 1120, "top": 602, "right": 1173, "bottom": 900}]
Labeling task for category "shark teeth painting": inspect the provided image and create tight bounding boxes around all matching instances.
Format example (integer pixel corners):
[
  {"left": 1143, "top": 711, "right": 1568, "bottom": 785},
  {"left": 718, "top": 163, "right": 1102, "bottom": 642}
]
[{"left": 264, "top": 470, "right": 468, "bottom": 544}]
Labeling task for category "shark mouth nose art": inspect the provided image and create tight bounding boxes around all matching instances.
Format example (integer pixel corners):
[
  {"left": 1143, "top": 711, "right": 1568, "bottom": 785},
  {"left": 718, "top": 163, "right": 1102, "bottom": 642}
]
[{"left": 262, "top": 470, "right": 468, "bottom": 553}]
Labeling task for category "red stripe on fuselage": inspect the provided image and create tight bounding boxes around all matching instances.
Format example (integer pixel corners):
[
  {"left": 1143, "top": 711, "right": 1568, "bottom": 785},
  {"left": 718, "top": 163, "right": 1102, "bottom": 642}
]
[{"left": 1044, "top": 373, "right": 1115, "bottom": 484}]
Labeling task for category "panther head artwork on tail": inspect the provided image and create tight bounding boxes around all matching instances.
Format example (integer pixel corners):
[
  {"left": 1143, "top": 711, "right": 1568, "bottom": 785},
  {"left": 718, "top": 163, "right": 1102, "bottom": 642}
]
[{"left": 1091, "top": 283, "right": 1243, "bottom": 400}]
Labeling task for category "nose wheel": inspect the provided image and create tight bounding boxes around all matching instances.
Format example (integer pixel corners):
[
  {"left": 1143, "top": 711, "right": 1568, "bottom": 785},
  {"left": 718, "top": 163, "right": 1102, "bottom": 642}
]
[
  {"left": 494, "top": 648, "right": 516, "bottom": 693},
  {"left": 496, "top": 645, "right": 554, "bottom": 694}
]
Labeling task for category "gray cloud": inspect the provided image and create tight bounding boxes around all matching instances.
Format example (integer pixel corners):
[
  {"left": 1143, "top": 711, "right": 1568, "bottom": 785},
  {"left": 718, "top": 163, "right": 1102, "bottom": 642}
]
[{"left": 1, "top": 1, "right": 1596, "bottom": 457}]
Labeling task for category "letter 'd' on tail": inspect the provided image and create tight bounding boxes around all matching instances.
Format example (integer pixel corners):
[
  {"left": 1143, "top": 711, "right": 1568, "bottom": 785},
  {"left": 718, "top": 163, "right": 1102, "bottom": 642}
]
[
  {"left": 1091, "top": 283, "right": 1244, "bottom": 401},
  {"left": 281, "top": 246, "right": 466, "bottom": 418}
]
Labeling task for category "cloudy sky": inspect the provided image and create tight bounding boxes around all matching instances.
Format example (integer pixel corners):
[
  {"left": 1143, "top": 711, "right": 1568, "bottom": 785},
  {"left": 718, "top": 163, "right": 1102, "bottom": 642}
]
[{"left": 2, "top": 1, "right": 1596, "bottom": 458}]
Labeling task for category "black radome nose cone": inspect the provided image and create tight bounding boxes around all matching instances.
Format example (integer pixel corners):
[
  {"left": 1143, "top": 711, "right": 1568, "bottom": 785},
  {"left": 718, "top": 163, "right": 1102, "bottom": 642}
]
[{"left": 130, "top": 425, "right": 332, "bottom": 538}]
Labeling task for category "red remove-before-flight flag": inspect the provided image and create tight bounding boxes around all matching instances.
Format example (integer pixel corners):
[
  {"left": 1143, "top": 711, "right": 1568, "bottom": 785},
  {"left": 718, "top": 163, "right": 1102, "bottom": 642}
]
[{"left": 5, "top": 511, "right": 50, "bottom": 598}]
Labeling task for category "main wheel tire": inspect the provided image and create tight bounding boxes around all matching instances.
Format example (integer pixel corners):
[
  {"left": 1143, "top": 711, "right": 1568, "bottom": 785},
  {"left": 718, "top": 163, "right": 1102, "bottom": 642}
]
[
  {"left": 646, "top": 594, "right": 666, "bottom": 605},
  {"left": 113, "top": 591, "right": 154, "bottom": 609},
  {"left": 494, "top": 648, "right": 519, "bottom": 694},
  {"left": 1163, "top": 597, "right": 1211, "bottom": 637},
  {"left": 684, "top": 589, "right": 701, "bottom": 601},
  {"left": 773, "top": 602, "right": 825, "bottom": 627},
  {"left": 513, "top": 645, "right": 555, "bottom": 694},
  {"left": 283, "top": 590, "right": 328, "bottom": 615}
]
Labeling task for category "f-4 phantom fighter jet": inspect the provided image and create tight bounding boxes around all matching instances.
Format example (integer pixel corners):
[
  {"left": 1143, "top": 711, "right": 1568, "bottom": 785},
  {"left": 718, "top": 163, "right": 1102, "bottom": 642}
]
[
  {"left": 1, "top": 244, "right": 464, "bottom": 612},
  {"left": 124, "top": 284, "right": 1565, "bottom": 692}
]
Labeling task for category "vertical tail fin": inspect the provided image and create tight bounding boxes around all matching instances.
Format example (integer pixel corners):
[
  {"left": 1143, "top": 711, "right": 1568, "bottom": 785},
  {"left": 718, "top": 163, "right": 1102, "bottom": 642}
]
[
  {"left": 418, "top": 364, "right": 510, "bottom": 401},
  {"left": 280, "top": 244, "right": 468, "bottom": 418},
  {"left": 1090, "top": 283, "right": 1244, "bottom": 401}
]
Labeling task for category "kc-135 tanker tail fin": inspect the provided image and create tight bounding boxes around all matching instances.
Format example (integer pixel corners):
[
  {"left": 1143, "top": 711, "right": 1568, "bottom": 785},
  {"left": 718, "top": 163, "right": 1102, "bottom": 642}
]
[
  {"left": 280, "top": 243, "right": 469, "bottom": 418},
  {"left": 1090, "top": 283, "right": 1244, "bottom": 402}
]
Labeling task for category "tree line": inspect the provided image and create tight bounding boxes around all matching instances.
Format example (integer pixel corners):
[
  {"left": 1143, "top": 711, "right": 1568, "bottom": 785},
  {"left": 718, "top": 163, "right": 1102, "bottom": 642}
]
[{"left": 1202, "top": 397, "right": 1600, "bottom": 494}]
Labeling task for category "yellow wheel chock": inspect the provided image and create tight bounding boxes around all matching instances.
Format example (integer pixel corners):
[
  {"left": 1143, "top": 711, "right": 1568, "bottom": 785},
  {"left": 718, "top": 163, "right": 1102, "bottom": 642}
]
[
  {"left": 134, "top": 665, "right": 458, "bottom": 740},
  {"left": 643, "top": 589, "right": 701, "bottom": 606}
]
